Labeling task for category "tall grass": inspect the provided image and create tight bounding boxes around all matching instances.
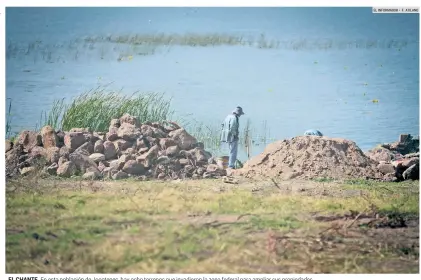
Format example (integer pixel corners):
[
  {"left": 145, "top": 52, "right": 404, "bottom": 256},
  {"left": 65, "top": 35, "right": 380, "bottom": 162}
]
[{"left": 40, "top": 86, "right": 174, "bottom": 132}]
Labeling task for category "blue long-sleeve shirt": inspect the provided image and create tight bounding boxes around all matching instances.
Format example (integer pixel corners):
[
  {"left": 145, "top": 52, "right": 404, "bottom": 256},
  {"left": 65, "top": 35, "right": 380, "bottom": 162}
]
[{"left": 220, "top": 114, "right": 239, "bottom": 143}]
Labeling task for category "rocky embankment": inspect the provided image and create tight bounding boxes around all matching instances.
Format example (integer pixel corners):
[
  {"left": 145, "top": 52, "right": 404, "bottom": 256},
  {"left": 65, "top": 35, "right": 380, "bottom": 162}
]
[
  {"left": 5, "top": 116, "right": 419, "bottom": 183},
  {"left": 365, "top": 134, "right": 419, "bottom": 182},
  {"left": 5, "top": 114, "right": 226, "bottom": 181}
]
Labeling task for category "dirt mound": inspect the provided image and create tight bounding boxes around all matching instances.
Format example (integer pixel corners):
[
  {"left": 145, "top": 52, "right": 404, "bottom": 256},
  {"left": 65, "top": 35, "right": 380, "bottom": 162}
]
[{"left": 235, "top": 136, "right": 383, "bottom": 180}]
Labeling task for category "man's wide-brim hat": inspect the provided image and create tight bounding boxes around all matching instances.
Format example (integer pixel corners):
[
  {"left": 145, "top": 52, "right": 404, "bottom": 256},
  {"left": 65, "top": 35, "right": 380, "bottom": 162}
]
[{"left": 233, "top": 106, "right": 245, "bottom": 115}]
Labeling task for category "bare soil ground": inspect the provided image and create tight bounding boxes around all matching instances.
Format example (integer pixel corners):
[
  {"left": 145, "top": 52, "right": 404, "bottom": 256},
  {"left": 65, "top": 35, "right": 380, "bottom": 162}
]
[{"left": 6, "top": 176, "right": 419, "bottom": 273}]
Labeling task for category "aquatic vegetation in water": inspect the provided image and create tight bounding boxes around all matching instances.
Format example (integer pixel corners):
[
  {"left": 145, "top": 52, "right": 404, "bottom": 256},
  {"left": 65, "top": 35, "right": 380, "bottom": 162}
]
[
  {"left": 5, "top": 35, "right": 415, "bottom": 63},
  {"left": 6, "top": 98, "right": 13, "bottom": 139}
]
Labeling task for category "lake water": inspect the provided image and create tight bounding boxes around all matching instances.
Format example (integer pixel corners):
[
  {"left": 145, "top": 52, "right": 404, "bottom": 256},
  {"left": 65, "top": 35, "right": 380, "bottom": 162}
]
[{"left": 5, "top": 7, "right": 420, "bottom": 161}]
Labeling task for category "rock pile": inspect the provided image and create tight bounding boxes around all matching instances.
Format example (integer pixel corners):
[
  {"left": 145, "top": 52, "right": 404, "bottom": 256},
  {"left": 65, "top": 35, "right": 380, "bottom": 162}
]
[
  {"left": 366, "top": 134, "right": 419, "bottom": 181},
  {"left": 5, "top": 114, "right": 226, "bottom": 180}
]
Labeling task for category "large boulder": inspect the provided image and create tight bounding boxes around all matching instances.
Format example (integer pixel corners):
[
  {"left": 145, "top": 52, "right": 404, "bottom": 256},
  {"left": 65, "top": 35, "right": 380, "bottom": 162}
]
[
  {"left": 74, "top": 142, "right": 93, "bottom": 155},
  {"left": 365, "top": 147, "right": 394, "bottom": 163},
  {"left": 169, "top": 128, "right": 197, "bottom": 150},
  {"left": 64, "top": 132, "right": 86, "bottom": 150},
  {"left": 190, "top": 147, "right": 212, "bottom": 162},
  {"left": 403, "top": 163, "right": 419, "bottom": 180},
  {"left": 93, "top": 132, "right": 106, "bottom": 142},
  {"left": 377, "top": 162, "right": 395, "bottom": 175},
  {"left": 59, "top": 146, "right": 72, "bottom": 159},
  {"left": 30, "top": 146, "right": 47, "bottom": 159},
  {"left": 393, "top": 157, "right": 419, "bottom": 178},
  {"left": 152, "top": 127, "right": 167, "bottom": 138},
  {"left": 122, "top": 147, "right": 136, "bottom": 157},
  {"left": 106, "top": 126, "right": 119, "bottom": 142},
  {"left": 56, "top": 131, "right": 66, "bottom": 147},
  {"left": 159, "top": 138, "right": 177, "bottom": 149},
  {"left": 40, "top": 125, "right": 59, "bottom": 149},
  {"left": 166, "top": 145, "right": 180, "bottom": 157},
  {"left": 120, "top": 113, "right": 140, "bottom": 127},
  {"left": 109, "top": 159, "right": 125, "bottom": 170},
  {"left": 89, "top": 153, "right": 106, "bottom": 163},
  {"left": 57, "top": 161, "right": 77, "bottom": 178},
  {"left": 140, "top": 124, "right": 154, "bottom": 137},
  {"left": 122, "top": 160, "right": 145, "bottom": 175},
  {"left": 136, "top": 145, "right": 159, "bottom": 168},
  {"left": 16, "top": 131, "right": 42, "bottom": 152},
  {"left": 94, "top": 140, "right": 104, "bottom": 153},
  {"left": 117, "top": 123, "right": 141, "bottom": 141},
  {"left": 46, "top": 147, "right": 60, "bottom": 164},
  {"left": 113, "top": 139, "right": 133, "bottom": 154},
  {"left": 6, "top": 144, "right": 24, "bottom": 178},
  {"left": 103, "top": 141, "right": 117, "bottom": 160},
  {"left": 402, "top": 157, "right": 419, "bottom": 169},
  {"left": 69, "top": 152, "right": 99, "bottom": 174},
  {"left": 68, "top": 128, "right": 97, "bottom": 143}
]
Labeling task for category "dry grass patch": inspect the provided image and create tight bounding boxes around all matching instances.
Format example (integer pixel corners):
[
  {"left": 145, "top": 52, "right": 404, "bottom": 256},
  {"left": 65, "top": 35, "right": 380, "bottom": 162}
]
[{"left": 6, "top": 177, "right": 419, "bottom": 273}]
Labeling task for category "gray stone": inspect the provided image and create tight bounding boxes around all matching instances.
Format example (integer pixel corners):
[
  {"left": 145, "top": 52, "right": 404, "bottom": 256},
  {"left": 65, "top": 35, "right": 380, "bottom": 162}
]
[
  {"left": 112, "top": 171, "right": 129, "bottom": 180},
  {"left": 89, "top": 153, "right": 106, "bottom": 163},
  {"left": 40, "top": 125, "right": 59, "bottom": 149},
  {"left": 403, "top": 163, "right": 419, "bottom": 180},
  {"left": 117, "top": 122, "right": 141, "bottom": 141},
  {"left": 16, "top": 130, "right": 42, "bottom": 152},
  {"left": 103, "top": 141, "right": 117, "bottom": 160},
  {"left": 64, "top": 132, "right": 86, "bottom": 150},
  {"left": 94, "top": 140, "right": 104, "bottom": 154},
  {"left": 136, "top": 145, "right": 159, "bottom": 168},
  {"left": 166, "top": 145, "right": 180, "bottom": 157},
  {"left": 169, "top": 128, "right": 197, "bottom": 150},
  {"left": 75, "top": 141, "right": 94, "bottom": 155},
  {"left": 120, "top": 113, "right": 140, "bottom": 127},
  {"left": 122, "top": 160, "right": 145, "bottom": 175},
  {"left": 377, "top": 162, "right": 395, "bottom": 175},
  {"left": 69, "top": 152, "right": 99, "bottom": 174},
  {"left": 46, "top": 147, "right": 60, "bottom": 164},
  {"left": 57, "top": 161, "right": 77, "bottom": 177}
]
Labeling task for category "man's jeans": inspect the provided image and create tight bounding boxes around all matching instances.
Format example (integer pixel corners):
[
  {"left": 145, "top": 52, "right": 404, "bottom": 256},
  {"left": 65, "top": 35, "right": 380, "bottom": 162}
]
[{"left": 228, "top": 140, "right": 238, "bottom": 168}]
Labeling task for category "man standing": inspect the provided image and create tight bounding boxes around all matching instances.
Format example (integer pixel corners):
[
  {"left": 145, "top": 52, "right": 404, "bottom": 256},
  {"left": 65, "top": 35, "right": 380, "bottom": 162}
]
[{"left": 220, "top": 106, "right": 245, "bottom": 169}]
